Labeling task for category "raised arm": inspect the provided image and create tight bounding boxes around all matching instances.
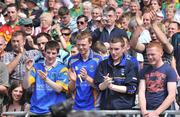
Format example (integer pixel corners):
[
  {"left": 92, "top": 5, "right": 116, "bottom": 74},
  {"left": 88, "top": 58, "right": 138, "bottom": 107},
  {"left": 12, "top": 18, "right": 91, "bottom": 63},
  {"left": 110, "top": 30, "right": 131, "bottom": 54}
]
[
  {"left": 152, "top": 23, "right": 173, "bottom": 54},
  {"left": 130, "top": 26, "right": 146, "bottom": 52}
]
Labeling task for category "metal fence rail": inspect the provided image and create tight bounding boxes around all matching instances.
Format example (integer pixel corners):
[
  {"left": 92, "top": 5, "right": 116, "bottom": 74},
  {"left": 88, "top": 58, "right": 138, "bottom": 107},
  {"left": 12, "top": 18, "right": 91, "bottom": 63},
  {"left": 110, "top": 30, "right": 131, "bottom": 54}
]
[{"left": 2, "top": 110, "right": 180, "bottom": 117}]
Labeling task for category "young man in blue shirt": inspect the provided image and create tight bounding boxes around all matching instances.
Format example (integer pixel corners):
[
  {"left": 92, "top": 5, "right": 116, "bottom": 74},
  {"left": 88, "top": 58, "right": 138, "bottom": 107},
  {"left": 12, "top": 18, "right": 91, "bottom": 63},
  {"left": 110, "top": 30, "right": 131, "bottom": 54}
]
[
  {"left": 23, "top": 40, "right": 69, "bottom": 115},
  {"left": 68, "top": 31, "right": 102, "bottom": 110},
  {"left": 94, "top": 37, "right": 138, "bottom": 110},
  {"left": 139, "top": 42, "right": 177, "bottom": 117}
]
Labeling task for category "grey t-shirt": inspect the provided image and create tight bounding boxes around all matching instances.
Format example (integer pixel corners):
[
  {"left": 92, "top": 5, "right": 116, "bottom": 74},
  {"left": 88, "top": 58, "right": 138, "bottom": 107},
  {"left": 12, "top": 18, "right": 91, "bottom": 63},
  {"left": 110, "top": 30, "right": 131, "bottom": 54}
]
[{"left": 0, "top": 62, "right": 9, "bottom": 104}]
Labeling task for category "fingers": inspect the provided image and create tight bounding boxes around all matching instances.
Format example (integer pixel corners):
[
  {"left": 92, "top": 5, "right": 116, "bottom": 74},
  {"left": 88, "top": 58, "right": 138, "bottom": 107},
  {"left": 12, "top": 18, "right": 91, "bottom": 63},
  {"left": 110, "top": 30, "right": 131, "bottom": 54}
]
[{"left": 38, "top": 70, "right": 47, "bottom": 80}]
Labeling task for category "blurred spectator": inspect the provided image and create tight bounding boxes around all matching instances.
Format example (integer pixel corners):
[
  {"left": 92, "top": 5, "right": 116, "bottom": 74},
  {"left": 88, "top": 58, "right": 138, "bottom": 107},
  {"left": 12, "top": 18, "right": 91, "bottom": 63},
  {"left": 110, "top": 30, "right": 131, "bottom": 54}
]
[
  {"left": 0, "top": 3, "right": 21, "bottom": 42},
  {"left": 52, "top": 2, "right": 63, "bottom": 24},
  {"left": 92, "top": 41, "right": 109, "bottom": 59},
  {"left": 171, "top": 32, "right": 180, "bottom": 78},
  {"left": 47, "top": 0, "right": 56, "bottom": 15},
  {"left": 122, "top": 0, "right": 130, "bottom": 13},
  {"left": 58, "top": 6, "right": 77, "bottom": 33},
  {"left": 19, "top": 18, "right": 37, "bottom": 50},
  {"left": 34, "top": 12, "right": 53, "bottom": 36},
  {"left": 0, "top": 34, "right": 7, "bottom": 60},
  {"left": 23, "top": 0, "right": 43, "bottom": 27},
  {"left": 2, "top": 81, "right": 29, "bottom": 113},
  {"left": 70, "top": 0, "right": 83, "bottom": 18},
  {"left": 0, "top": 2, "right": 7, "bottom": 26},
  {"left": 82, "top": 1, "right": 92, "bottom": 22},
  {"left": 70, "top": 45, "right": 79, "bottom": 56},
  {"left": 0, "top": 62, "right": 9, "bottom": 113},
  {"left": 89, "top": 6, "right": 102, "bottom": 32}
]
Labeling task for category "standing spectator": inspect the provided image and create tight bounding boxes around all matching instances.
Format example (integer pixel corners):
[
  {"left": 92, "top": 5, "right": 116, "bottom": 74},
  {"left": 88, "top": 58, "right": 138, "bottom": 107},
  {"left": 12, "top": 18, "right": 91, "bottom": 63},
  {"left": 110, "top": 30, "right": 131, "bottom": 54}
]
[
  {"left": 2, "top": 81, "right": 29, "bottom": 113},
  {"left": 0, "top": 3, "right": 21, "bottom": 42},
  {"left": 94, "top": 37, "right": 138, "bottom": 110},
  {"left": 139, "top": 42, "right": 177, "bottom": 117},
  {"left": 23, "top": 40, "right": 69, "bottom": 115},
  {"left": 92, "top": 7, "right": 127, "bottom": 44},
  {"left": 68, "top": 31, "right": 103, "bottom": 110},
  {"left": 0, "top": 62, "right": 9, "bottom": 113}
]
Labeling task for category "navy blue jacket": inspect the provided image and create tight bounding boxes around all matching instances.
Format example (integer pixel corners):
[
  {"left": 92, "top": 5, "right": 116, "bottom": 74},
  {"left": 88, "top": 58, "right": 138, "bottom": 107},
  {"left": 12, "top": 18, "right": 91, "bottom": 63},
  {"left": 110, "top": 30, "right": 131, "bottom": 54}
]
[
  {"left": 92, "top": 26, "right": 128, "bottom": 43},
  {"left": 94, "top": 55, "right": 138, "bottom": 110}
]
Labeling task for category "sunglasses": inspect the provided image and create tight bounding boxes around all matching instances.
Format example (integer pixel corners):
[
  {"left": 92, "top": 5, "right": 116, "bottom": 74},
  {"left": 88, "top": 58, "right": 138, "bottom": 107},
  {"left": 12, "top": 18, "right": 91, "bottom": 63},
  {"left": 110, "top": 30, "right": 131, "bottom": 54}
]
[
  {"left": 24, "top": 24, "right": 33, "bottom": 27},
  {"left": 62, "top": 33, "right": 71, "bottom": 36},
  {"left": 77, "top": 21, "right": 84, "bottom": 25}
]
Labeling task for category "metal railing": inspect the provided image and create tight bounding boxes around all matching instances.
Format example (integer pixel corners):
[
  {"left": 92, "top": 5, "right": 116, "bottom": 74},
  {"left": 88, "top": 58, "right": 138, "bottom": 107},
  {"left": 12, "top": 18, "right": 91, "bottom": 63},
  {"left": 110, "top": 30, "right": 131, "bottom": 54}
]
[{"left": 2, "top": 110, "right": 180, "bottom": 117}]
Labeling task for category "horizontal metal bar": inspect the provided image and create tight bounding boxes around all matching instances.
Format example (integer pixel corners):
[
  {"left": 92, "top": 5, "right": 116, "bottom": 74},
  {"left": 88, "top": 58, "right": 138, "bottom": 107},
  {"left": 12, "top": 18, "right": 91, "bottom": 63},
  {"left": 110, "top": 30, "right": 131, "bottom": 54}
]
[{"left": 2, "top": 110, "right": 180, "bottom": 116}]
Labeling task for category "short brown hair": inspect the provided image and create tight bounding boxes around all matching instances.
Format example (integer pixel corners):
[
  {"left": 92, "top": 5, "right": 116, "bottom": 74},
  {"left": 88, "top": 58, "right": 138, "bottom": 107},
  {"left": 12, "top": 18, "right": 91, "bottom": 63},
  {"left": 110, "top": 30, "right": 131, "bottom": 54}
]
[
  {"left": 76, "top": 31, "right": 92, "bottom": 43},
  {"left": 110, "top": 37, "right": 125, "bottom": 47}
]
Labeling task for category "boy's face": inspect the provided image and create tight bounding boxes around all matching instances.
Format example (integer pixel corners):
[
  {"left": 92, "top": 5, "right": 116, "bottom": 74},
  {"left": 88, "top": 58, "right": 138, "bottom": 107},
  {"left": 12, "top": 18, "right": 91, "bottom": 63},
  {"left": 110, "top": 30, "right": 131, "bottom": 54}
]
[{"left": 45, "top": 49, "right": 58, "bottom": 66}]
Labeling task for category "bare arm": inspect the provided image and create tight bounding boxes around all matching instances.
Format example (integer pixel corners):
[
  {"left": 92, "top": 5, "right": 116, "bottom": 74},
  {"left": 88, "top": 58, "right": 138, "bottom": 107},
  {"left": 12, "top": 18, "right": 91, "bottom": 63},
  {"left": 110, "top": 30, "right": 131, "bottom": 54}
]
[
  {"left": 130, "top": 26, "right": 146, "bottom": 52},
  {"left": 152, "top": 23, "right": 173, "bottom": 54},
  {"left": 154, "top": 82, "right": 176, "bottom": 115},
  {"left": 7, "top": 52, "right": 23, "bottom": 74},
  {"left": 138, "top": 80, "right": 148, "bottom": 116},
  {"left": 108, "top": 84, "right": 127, "bottom": 93},
  {"left": 68, "top": 68, "right": 76, "bottom": 92}
]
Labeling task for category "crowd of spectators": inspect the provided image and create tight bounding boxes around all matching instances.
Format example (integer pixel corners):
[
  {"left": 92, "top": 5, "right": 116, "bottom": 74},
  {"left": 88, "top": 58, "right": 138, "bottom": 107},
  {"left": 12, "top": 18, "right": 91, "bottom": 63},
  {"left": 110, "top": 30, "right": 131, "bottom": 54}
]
[{"left": 0, "top": 0, "right": 179, "bottom": 116}]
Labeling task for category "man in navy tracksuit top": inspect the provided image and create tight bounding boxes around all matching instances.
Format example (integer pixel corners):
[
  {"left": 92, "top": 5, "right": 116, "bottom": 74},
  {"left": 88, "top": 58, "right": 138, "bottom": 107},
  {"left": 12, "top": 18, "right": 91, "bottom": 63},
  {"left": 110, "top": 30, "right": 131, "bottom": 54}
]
[{"left": 94, "top": 37, "right": 138, "bottom": 110}]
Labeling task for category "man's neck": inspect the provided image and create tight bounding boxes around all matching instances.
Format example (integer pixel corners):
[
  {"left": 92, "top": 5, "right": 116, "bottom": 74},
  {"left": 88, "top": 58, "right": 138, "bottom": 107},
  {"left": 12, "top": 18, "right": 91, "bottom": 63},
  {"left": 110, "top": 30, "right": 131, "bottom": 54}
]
[
  {"left": 153, "top": 60, "right": 164, "bottom": 68},
  {"left": 81, "top": 50, "right": 90, "bottom": 61},
  {"left": 106, "top": 24, "right": 115, "bottom": 30}
]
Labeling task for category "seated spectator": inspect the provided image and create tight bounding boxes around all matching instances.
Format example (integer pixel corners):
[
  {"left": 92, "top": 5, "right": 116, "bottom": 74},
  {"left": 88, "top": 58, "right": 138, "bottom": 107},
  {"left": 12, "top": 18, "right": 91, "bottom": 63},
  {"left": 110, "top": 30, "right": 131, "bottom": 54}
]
[{"left": 2, "top": 81, "right": 29, "bottom": 113}]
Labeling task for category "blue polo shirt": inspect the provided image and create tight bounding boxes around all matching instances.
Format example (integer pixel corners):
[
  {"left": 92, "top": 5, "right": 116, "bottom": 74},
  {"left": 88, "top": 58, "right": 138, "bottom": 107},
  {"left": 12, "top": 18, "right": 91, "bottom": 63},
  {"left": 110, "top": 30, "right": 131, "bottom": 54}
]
[{"left": 68, "top": 49, "right": 102, "bottom": 110}]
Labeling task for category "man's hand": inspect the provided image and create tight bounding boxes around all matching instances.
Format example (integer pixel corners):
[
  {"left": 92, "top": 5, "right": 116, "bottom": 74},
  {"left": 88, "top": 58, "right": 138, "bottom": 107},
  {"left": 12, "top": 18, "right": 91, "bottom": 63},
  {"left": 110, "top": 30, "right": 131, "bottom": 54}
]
[
  {"left": 38, "top": 70, "right": 47, "bottom": 81},
  {"left": 69, "top": 68, "right": 77, "bottom": 82},
  {"left": 102, "top": 73, "right": 113, "bottom": 88},
  {"left": 145, "top": 111, "right": 159, "bottom": 117},
  {"left": 80, "top": 67, "right": 88, "bottom": 80},
  {"left": 25, "top": 59, "right": 33, "bottom": 71}
]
